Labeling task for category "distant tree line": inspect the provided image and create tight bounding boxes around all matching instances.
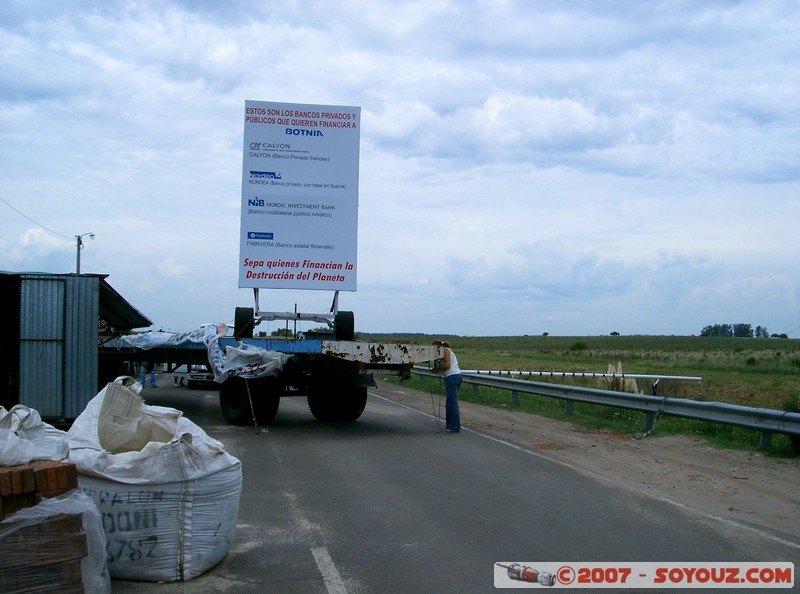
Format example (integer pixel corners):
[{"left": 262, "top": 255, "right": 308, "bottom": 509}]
[{"left": 700, "top": 323, "right": 785, "bottom": 338}]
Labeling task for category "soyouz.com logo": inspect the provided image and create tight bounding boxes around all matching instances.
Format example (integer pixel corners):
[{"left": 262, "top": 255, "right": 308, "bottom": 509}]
[{"left": 494, "top": 562, "right": 794, "bottom": 589}]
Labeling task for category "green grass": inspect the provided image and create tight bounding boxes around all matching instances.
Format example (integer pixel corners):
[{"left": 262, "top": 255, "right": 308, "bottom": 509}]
[{"left": 366, "top": 333, "right": 800, "bottom": 456}]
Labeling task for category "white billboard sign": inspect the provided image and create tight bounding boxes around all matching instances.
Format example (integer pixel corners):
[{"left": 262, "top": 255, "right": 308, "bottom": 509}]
[{"left": 238, "top": 100, "right": 361, "bottom": 290}]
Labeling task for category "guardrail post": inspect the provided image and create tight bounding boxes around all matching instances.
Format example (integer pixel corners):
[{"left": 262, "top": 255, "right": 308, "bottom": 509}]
[
  {"left": 564, "top": 400, "right": 574, "bottom": 416},
  {"left": 472, "top": 384, "right": 479, "bottom": 397},
  {"left": 644, "top": 412, "right": 656, "bottom": 434},
  {"left": 759, "top": 431, "right": 772, "bottom": 449},
  {"left": 511, "top": 390, "right": 518, "bottom": 405}
]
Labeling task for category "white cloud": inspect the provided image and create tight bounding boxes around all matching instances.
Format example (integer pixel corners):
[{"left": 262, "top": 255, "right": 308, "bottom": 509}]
[
  {"left": 0, "top": 0, "right": 798, "bottom": 336},
  {"left": 156, "top": 257, "right": 188, "bottom": 277}
]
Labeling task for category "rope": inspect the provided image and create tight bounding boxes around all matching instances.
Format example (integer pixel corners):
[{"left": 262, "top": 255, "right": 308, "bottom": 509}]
[
  {"left": 244, "top": 379, "right": 261, "bottom": 434},
  {"left": 427, "top": 370, "right": 444, "bottom": 431}
]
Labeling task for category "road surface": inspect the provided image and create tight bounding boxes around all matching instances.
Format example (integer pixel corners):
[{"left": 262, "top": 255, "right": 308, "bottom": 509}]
[{"left": 110, "top": 380, "right": 797, "bottom": 593}]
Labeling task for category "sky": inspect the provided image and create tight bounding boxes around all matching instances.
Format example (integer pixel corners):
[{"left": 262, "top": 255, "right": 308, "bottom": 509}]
[{"left": 1, "top": 1, "right": 798, "bottom": 337}]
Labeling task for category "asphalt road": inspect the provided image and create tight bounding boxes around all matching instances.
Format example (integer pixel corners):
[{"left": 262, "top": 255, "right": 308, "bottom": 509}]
[{"left": 110, "top": 382, "right": 794, "bottom": 593}]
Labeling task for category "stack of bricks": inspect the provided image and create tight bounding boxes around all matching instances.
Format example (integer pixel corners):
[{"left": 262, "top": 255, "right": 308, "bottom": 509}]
[
  {"left": 0, "top": 461, "right": 79, "bottom": 519},
  {"left": 0, "top": 461, "right": 86, "bottom": 593}
]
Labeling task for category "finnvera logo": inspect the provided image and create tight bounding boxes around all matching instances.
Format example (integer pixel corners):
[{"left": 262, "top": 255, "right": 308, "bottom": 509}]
[{"left": 247, "top": 232, "right": 273, "bottom": 240}]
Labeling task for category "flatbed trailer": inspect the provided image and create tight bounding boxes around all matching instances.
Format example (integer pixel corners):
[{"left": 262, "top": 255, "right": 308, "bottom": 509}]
[{"left": 99, "top": 331, "right": 441, "bottom": 426}]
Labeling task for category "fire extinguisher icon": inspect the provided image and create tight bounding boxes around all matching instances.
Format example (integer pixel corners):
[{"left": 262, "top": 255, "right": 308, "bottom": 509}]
[{"left": 496, "top": 563, "right": 556, "bottom": 587}]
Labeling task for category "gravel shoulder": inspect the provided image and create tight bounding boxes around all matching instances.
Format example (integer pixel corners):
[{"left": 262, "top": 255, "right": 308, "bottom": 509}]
[{"left": 375, "top": 378, "right": 800, "bottom": 545}]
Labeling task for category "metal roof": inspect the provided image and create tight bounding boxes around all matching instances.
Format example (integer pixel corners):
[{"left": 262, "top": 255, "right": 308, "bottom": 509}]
[
  {"left": 1, "top": 271, "right": 152, "bottom": 332},
  {"left": 98, "top": 276, "right": 152, "bottom": 332}
]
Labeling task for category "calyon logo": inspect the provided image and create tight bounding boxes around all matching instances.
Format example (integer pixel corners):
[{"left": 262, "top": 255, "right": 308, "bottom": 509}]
[{"left": 249, "top": 142, "right": 291, "bottom": 150}]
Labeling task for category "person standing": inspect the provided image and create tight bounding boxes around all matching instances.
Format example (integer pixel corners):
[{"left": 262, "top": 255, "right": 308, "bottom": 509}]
[
  {"left": 433, "top": 340, "right": 462, "bottom": 433},
  {"left": 140, "top": 362, "right": 157, "bottom": 388}
]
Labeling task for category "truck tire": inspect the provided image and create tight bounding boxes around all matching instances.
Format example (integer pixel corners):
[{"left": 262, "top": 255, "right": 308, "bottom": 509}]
[
  {"left": 334, "top": 310, "right": 355, "bottom": 341},
  {"left": 307, "top": 385, "right": 367, "bottom": 422},
  {"left": 257, "top": 392, "right": 281, "bottom": 425},
  {"left": 234, "top": 307, "right": 255, "bottom": 339},
  {"left": 219, "top": 377, "right": 281, "bottom": 425},
  {"left": 219, "top": 379, "right": 251, "bottom": 425}
]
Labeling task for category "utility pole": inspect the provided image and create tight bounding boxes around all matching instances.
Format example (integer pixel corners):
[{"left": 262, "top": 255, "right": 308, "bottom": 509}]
[{"left": 75, "top": 232, "right": 94, "bottom": 274}]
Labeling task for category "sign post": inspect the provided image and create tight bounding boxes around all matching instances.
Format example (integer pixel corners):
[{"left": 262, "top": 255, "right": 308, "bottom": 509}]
[{"left": 238, "top": 100, "right": 361, "bottom": 292}]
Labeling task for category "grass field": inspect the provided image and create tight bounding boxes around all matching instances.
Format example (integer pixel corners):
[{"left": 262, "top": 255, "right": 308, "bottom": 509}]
[{"left": 362, "top": 333, "right": 800, "bottom": 455}]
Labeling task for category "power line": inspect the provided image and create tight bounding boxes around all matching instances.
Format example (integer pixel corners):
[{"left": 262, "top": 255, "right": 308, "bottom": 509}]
[{"left": 0, "top": 196, "right": 72, "bottom": 239}]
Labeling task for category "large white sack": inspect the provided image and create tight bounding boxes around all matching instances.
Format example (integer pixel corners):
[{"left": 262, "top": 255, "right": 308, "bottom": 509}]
[
  {"left": 78, "top": 468, "right": 241, "bottom": 581},
  {"left": 66, "top": 379, "right": 242, "bottom": 581},
  {"left": 0, "top": 405, "right": 67, "bottom": 466},
  {"left": 67, "top": 379, "right": 239, "bottom": 484}
]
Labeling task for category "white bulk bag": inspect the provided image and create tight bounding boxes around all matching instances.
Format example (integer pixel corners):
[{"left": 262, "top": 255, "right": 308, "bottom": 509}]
[
  {"left": 0, "top": 405, "right": 67, "bottom": 466},
  {"left": 66, "top": 379, "right": 242, "bottom": 581}
]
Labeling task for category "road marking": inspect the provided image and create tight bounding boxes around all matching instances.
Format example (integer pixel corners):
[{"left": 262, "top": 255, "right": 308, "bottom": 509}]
[{"left": 311, "top": 546, "right": 347, "bottom": 594}]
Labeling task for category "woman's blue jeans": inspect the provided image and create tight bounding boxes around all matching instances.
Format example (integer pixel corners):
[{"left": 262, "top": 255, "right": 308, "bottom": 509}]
[{"left": 444, "top": 373, "right": 462, "bottom": 431}]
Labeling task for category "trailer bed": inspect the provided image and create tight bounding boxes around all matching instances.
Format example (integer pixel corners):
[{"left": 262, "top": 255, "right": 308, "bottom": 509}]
[
  {"left": 100, "top": 336, "right": 439, "bottom": 368},
  {"left": 99, "top": 332, "right": 440, "bottom": 425}
]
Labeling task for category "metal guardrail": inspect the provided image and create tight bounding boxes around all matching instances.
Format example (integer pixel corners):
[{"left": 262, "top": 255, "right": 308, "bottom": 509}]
[{"left": 413, "top": 368, "right": 800, "bottom": 448}]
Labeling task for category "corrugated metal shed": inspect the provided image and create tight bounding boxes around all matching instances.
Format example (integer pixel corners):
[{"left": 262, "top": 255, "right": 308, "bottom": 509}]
[{"left": 0, "top": 272, "right": 151, "bottom": 420}]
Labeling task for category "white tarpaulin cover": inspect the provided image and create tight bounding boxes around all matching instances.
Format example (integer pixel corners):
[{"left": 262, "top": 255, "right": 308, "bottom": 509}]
[
  {"left": 66, "top": 379, "right": 243, "bottom": 581},
  {"left": 120, "top": 323, "right": 289, "bottom": 382},
  {"left": 118, "top": 325, "right": 213, "bottom": 350}
]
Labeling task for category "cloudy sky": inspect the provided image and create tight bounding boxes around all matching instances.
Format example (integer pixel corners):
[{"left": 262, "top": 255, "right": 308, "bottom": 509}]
[{"left": 1, "top": 1, "right": 798, "bottom": 337}]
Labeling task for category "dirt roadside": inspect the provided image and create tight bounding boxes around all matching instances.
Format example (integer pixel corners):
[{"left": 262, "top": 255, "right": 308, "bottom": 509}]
[{"left": 374, "top": 378, "right": 800, "bottom": 544}]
